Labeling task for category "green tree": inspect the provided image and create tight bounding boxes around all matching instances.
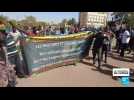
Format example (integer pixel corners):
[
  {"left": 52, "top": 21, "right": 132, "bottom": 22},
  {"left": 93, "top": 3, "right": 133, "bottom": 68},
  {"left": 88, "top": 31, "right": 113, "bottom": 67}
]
[
  {"left": 19, "top": 16, "right": 37, "bottom": 27},
  {"left": 61, "top": 19, "right": 68, "bottom": 25},
  {"left": 112, "top": 12, "right": 129, "bottom": 23},
  {"left": 0, "top": 15, "right": 8, "bottom": 24},
  {"left": 18, "top": 20, "right": 27, "bottom": 27},
  {"left": 126, "top": 12, "right": 134, "bottom": 27},
  {"left": 25, "top": 16, "right": 36, "bottom": 23},
  {"left": 112, "top": 12, "right": 134, "bottom": 27},
  {"left": 68, "top": 18, "right": 76, "bottom": 25},
  {"left": 9, "top": 19, "right": 17, "bottom": 26},
  {"left": 38, "top": 21, "right": 47, "bottom": 27}
]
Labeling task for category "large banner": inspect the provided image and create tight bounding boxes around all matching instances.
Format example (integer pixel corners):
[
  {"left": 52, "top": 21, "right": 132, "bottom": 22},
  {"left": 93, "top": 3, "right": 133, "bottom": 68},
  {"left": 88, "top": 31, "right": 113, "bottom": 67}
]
[
  {"left": 22, "top": 32, "right": 94, "bottom": 74},
  {"left": 23, "top": 39, "right": 85, "bottom": 74}
]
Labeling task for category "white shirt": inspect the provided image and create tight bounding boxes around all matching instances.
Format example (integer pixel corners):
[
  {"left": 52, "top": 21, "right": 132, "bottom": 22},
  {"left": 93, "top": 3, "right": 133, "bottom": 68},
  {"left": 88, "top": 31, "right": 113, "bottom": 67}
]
[
  {"left": 121, "top": 30, "right": 130, "bottom": 44},
  {"left": 10, "top": 30, "right": 21, "bottom": 46}
]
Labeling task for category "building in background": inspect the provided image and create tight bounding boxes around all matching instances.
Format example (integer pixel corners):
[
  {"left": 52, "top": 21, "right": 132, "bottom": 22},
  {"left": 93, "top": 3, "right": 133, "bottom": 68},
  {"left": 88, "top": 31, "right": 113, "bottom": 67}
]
[{"left": 79, "top": 12, "right": 108, "bottom": 28}]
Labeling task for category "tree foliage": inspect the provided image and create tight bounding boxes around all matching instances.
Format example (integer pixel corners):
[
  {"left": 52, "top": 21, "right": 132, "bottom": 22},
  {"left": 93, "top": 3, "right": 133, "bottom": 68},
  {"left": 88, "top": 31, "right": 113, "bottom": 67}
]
[
  {"left": 0, "top": 15, "right": 78, "bottom": 29},
  {"left": 61, "top": 19, "right": 68, "bottom": 24},
  {"left": 112, "top": 12, "right": 134, "bottom": 27},
  {"left": 68, "top": 18, "right": 76, "bottom": 25},
  {"left": 9, "top": 19, "right": 17, "bottom": 26},
  {"left": 60, "top": 18, "right": 77, "bottom": 27},
  {"left": 0, "top": 15, "right": 8, "bottom": 24}
]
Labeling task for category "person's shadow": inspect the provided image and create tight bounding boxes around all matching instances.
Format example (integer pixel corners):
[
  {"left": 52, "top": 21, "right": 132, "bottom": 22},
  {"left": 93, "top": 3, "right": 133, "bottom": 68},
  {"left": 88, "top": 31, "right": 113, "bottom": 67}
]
[
  {"left": 81, "top": 56, "right": 134, "bottom": 82},
  {"left": 109, "top": 53, "right": 133, "bottom": 63},
  {"left": 80, "top": 59, "right": 94, "bottom": 67},
  {"left": 80, "top": 60, "right": 119, "bottom": 80},
  {"left": 85, "top": 56, "right": 93, "bottom": 60},
  {"left": 91, "top": 63, "right": 119, "bottom": 76}
]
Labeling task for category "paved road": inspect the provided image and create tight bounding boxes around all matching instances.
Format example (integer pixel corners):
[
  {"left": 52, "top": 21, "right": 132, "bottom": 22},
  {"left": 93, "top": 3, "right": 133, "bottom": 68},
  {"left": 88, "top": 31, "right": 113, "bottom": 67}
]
[{"left": 17, "top": 50, "right": 134, "bottom": 87}]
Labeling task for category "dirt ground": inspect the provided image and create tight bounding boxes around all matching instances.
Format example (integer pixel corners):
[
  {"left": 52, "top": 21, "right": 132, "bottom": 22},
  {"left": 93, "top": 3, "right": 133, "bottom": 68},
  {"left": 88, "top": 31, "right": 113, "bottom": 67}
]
[{"left": 16, "top": 50, "right": 134, "bottom": 87}]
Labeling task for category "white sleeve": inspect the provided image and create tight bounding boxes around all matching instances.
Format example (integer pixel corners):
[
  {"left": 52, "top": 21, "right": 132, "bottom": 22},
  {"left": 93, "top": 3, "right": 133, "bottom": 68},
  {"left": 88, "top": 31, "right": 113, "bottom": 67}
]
[
  {"left": 126, "top": 31, "right": 130, "bottom": 36},
  {"left": 9, "top": 32, "right": 12, "bottom": 35},
  {"left": 17, "top": 31, "right": 22, "bottom": 37}
]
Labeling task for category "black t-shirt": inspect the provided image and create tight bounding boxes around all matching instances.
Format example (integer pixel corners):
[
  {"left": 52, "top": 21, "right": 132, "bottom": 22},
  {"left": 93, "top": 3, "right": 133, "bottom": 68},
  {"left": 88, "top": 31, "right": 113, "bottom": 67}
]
[{"left": 93, "top": 32, "right": 105, "bottom": 49}]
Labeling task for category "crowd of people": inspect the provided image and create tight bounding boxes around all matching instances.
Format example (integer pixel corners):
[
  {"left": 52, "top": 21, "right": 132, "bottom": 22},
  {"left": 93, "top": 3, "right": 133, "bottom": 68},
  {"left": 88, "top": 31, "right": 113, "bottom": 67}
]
[
  {"left": 16, "top": 24, "right": 80, "bottom": 36},
  {"left": 0, "top": 20, "right": 134, "bottom": 87},
  {"left": 0, "top": 21, "right": 81, "bottom": 87},
  {"left": 80, "top": 24, "right": 134, "bottom": 70},
  {"left": 114, "top": 26, "right": 134, "bottom": 57}
]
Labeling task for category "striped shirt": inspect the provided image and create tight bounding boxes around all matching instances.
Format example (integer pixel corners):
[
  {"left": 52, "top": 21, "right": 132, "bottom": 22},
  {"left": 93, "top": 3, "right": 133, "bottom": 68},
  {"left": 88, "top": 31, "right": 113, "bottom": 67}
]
[{"left": 6, "top": 34, "right": 18, "bottom": 56}]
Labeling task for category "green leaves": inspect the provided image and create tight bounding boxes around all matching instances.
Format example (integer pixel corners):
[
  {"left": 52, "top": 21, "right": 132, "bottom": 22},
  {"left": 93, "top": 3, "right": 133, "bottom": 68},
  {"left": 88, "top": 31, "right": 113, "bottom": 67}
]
[
  {"left": 60, "top": 18, "right": 77, "bottom": 26},
  {"left": 0, "top": 15, "right": 8, "bottom": 24},
  {"left": 112, "top": 12, "right": 134, "bottom": 27},
  {"left": 68, "top": 18, "right": 77, "bottom": 25}
]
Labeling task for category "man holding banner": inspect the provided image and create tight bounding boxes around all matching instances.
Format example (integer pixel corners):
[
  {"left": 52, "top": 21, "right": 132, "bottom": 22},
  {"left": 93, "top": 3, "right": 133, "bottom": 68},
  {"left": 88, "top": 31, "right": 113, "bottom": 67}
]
[
  {"left": 92, "top": 30, "right": 105, "bottom": 70},
  {"left": 7, "top": 26, "right": 26, "bottom": 78},
  {"left": 0, "top": 22, "right": 16, "bottom": 87}
]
